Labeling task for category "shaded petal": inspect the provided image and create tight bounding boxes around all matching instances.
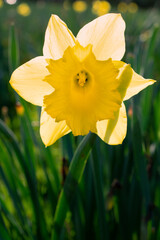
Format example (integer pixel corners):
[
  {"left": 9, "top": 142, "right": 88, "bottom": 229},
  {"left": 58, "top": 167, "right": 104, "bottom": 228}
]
[
  {"left": 113, "top": 61, "right": 156, "bottom": 101},
  {"left": 96, "top": 103, "right": 127, "bottom": 145},
  {"left": 115, "top": 61, "right": 133, "bottom": 100},
  {"left": 10, "top": 57, "right": 53, "bottom": 106},
  {"left": 43, "top": 14, "right": 76, "bottom": 59},
  {"left": 77, "top": 13, "right": 125, "bottom": 61},
  {"left": 40, "top": 108, "right": 71, "bottom": 147}
]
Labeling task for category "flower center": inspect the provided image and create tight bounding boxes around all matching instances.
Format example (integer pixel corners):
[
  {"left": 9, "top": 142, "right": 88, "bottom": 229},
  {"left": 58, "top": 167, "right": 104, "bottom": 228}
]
[{"left": 76, "top": 70, "right": 88, "bottom": 87}]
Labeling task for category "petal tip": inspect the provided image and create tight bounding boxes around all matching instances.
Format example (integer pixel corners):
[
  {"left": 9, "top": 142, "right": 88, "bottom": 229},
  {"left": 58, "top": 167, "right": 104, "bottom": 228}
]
[
  {"left": 151, "top": 79, "right": 156, "bottom": 84},
  {"left": 9, "top": 71, "right": 17, "bottom": 90},
  {"left": 50, "top": 14, "right": 60, "bottom": 21}
]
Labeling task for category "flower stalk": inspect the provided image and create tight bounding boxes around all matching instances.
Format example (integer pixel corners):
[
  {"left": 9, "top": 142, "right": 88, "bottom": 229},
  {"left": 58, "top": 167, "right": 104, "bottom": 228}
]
[{"left": 52, "top": 132, "right": 96, "bottom": 239}]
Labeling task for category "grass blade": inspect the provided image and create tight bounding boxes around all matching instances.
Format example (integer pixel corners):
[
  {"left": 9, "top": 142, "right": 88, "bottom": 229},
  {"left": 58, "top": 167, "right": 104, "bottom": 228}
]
[
  {"left": 91, "top": 139, "right": 109, "bottom": 240},
  {"left": 8, "top": 23, "right": 19, "bottom": 74}
]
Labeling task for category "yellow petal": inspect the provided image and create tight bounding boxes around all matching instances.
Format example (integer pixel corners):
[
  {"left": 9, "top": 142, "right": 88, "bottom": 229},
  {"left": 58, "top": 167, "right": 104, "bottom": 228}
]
[
  {"left": 43, "top": 14, "right": 76, "bottom": 59},
  {"left": 113, "top": 61, "right": 156, "bottom": 101},
  {"left": 10, "top": 57, "right": 53, "bottom": 106},
  {"left": 40, "top": 108, "right": 71, "bottom": 147},
  {"left": 72, "top": 42, "right": 93, "bottom": 62},
  {"left": 77, "top": 13, "right": 125, "bottom": 61},
  {"left": 96, "top": 103, "right": 127, "bottom": 145}
]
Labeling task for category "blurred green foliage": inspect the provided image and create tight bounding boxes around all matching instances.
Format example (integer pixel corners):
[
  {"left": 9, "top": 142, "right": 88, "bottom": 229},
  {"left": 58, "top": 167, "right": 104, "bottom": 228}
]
[
  {"left": 25, "top": 0, "right": 160, "bottom": 8},
  {"left": 0, "top": 1, "right": 160, "bottom": 240}
]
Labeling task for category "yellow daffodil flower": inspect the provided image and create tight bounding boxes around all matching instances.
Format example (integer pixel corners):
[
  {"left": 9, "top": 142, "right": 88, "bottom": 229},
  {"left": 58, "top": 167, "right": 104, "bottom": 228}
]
[
  {"left": 10, "top": 14, "right": 155, "bottom": 146},
  {"left": 72, "top": 1, "right": 87, "bottom": 13}
]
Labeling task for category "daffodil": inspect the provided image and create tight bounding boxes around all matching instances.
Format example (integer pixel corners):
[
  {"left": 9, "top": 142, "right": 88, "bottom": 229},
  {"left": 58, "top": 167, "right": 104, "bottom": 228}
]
[{"left": 10, "top": 14, "right": 155, "bottom": 146}]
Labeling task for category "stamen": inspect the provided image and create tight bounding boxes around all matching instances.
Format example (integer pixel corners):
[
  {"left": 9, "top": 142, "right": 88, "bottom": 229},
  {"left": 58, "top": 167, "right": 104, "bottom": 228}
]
[{"left": 76, "top": 70, "right": 88, "bottom": 87}]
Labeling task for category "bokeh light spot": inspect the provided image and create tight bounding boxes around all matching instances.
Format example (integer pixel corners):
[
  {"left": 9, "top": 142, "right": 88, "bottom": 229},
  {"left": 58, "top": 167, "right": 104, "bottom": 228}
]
[{"left": 5, "top": 0, "right": 17, "bottom": 5}]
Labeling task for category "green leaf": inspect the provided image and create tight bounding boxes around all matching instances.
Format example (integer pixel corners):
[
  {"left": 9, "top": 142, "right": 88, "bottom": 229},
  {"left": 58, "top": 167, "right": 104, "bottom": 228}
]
[
  {"left": 0, "top": 120, "right": 49, "bottom": 240},
  {"left": 132, "top": 103, "right": 150, "bottom": 207},
  {"left": 8, "top": 24, "right": 19, "bottom": 73}
]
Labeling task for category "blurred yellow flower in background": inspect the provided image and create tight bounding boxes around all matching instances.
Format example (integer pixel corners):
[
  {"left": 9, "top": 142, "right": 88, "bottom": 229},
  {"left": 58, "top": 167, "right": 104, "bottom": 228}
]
[
  {"left": 0, "top": 0, "right": 3, "bottom": 8},
  {"left": 63, "top": 0, "right": 70, "bottom": 10},
  {"left": 15, "top": 102, "right": 25, "bottom": 116},
  {"left": 117, "top": 2, "right": 128, "bottom": 13},
  {"left": 10, "top": 14, "right": 155, "bottom": 146},
  {"left": 140, "top": 30, "right": 151, "bottom": 42},
  {"left": 118, "top": 2, "right": 138, "bottom": 14},
  {"left": 128, "top": 2, "right": 138, "bottom": 13},
  {"left": 17, "top": 3, "right": 31, "bottom": 17},
  {"left": 92, "top": 1, "right": 111, "bottom": 16},
  {"left": 72, "top": 1, "right": 87, "bottom": 13}
]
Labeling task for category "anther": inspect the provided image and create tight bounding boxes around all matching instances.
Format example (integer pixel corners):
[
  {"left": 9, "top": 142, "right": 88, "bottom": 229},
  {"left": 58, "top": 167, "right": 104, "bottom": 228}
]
[{"left": 75, "top": 70, "right": 89, "bottom": 87}]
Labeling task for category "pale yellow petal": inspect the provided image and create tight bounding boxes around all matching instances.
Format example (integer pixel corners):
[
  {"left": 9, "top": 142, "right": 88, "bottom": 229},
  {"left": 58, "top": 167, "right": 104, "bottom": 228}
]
[
  {"left": 77, "top": 13, "right": 125, "bottom": 61},
  {"left": 43, "top": 14, "right": 76, "bottom": 59},
  {"left": 96, "top": 103, "right": 127, "bottom": 145},
  {"left": 40, "top": 108, "right": 71, "bottom": 147},
  {"left": 10, "top": 57, "right": 53, "bottom": 106},
  {"left": 113, "top": 61, "right": 156, "bottom": 101}
]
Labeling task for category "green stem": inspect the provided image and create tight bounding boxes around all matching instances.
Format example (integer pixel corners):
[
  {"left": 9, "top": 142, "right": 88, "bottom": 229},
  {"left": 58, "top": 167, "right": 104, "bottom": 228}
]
[{"left": 51, "top": 132, "right": 96, "bottom": 240}]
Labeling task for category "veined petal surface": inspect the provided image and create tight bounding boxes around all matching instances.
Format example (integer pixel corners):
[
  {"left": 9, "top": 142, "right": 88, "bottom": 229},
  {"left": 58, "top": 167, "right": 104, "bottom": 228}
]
[
  {"left": 113, "top": 61, "right": 156, "bottom": 101},
  {"left": 77, "top": 13, "right": 125, "bottom": 61},
  {"left": 40, "top": 108, "right": 71, "bottom": 147},
  {"left": 43, "top": 15, "right": 76, "bottom": 59},
  {"left": 96, "top": 103, "right": 127, "bottom": 145},
  {"left": 10, "top": 56, "right": 53, "bottom": 106}
]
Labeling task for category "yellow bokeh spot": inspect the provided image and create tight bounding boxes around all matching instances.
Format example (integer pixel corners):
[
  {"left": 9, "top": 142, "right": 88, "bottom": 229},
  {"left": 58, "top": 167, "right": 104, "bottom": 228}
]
[
  {"left": 118, "top": 2, "right": 138, "bottom": 14},
  {"left": 107, "top": 196, "right": 114, "bottom": 210},
  {"left": 92, "top": 1, "right": 111, "bottom": 16},
  {"left": 128, "top": 2, "right": 138, "bottom": 13},
  {"left": 63, "top": 0, "right": 70, "bottom": 10},
  {"left": 17, "top": 3, "right": 31, "bottom": 17},
  {"left": 16, "top": 102, "right": 25, "bottom": 116},
  {"left": 0, "top": 0, "right": 3, "bottom": 8},
  {"left": 117, "top": 2, "right": 128, "bottom": 13},
  {"left": 72, "top": 1, "right": 87, "bottom": 13},
  {"left": 6, "top": 0, "right": 17, "bottom": 4}
]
